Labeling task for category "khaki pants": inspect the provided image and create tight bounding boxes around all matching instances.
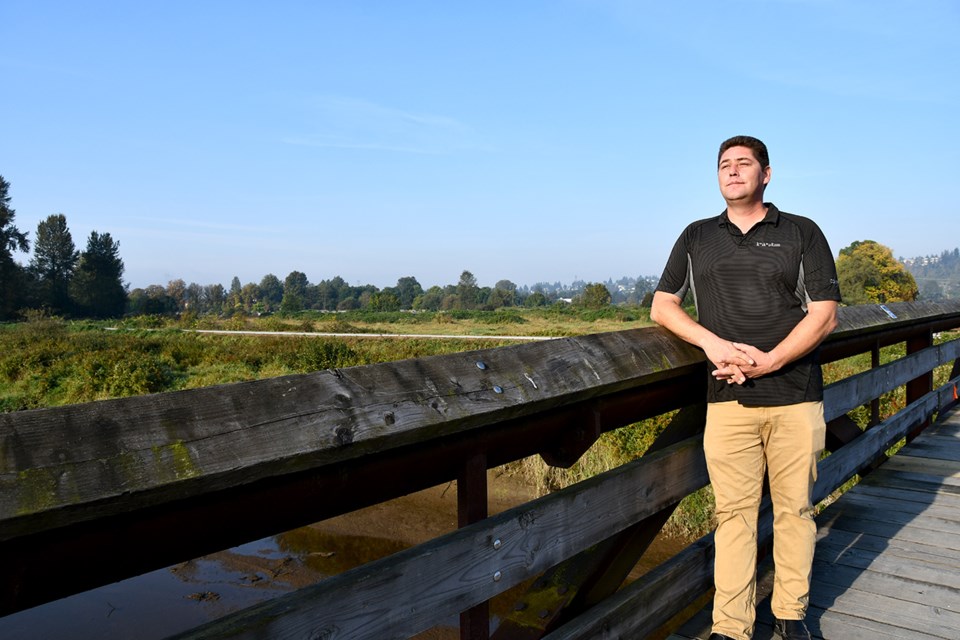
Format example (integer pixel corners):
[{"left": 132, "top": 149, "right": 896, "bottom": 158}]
[{"left": 704, "top": 401, "right": 825, "bottom": 640}]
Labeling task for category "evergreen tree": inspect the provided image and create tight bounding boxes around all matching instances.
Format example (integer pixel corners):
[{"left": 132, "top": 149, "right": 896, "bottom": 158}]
[
  {"left": 70, "top": 231, "right": 127, "bottom": 318},
  {"left": 229, "top": 276, "right": 243, "bottom": 311},
  {"left": 29, "top": 214, "right": 79, "bottom": 314},
  {"left": 259, "top": 274, "right": 283, "bottom": 311},
  {"left": 456, "top": 270, "right": 479, "bottom": 310},
  {"left": 203, "top": 283, "right": 227, "bottom": 314},
  {"left": 394, "top": 276, "right": 423, "bottom": 309},
  {"left": 578, "top": 283, "right": 613, "bottom": 309},
  {"left": 280, "top": 270, "right": 309, "bottom": 313},
  {"left": 0, "top": 175, "right": 30, "bottom": 319}
]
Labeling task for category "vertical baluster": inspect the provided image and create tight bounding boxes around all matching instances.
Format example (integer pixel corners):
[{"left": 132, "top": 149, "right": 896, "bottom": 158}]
[{"left": 459, "top": 452, "right": 489, "bottom": 640}]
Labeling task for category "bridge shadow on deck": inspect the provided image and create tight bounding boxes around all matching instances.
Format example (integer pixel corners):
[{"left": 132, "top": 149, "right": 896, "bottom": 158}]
[{"left": 672, "top": 408, "right": 960, "bottom": 640}]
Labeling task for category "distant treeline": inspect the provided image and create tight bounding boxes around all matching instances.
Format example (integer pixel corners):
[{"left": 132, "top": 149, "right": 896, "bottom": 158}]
[
  {"left": 2, "top": 173, "right": 669, "bottom": 320},
  {"left": 2, "top": 174, "right": 660, "bottom": 319},
  {"left": 902, "top": 248, "right": 960, "bottom": 301},
  {"left": 127, "top": 272, "right": 662, "bottom": 317}
]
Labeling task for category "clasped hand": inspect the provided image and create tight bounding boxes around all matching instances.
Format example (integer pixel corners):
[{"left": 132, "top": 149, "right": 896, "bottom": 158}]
[{"left": 707, "top": 340, "right": 777, "bottom": 385}]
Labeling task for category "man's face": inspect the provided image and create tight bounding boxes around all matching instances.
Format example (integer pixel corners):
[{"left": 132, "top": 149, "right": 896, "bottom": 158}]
[{"left": 717, "top": 145, "right": 771, "bottom": 205}]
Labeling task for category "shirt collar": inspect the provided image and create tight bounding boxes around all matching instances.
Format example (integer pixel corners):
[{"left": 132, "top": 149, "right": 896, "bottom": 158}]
[{"left": 718, "top": 203, "right": 781, "bottom": 227}]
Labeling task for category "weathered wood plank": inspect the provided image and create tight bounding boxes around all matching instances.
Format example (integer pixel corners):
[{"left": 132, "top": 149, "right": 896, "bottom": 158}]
[
  {"left": 860, "top": 471, "right": 960, "bottom": 496},
  {"left": 4, "top": 304, "right": 956, "bottom": 545},
  {"left": 823, "top": 338, "right": 960, "bottom": 421},
  {"left": 819, "top": 508, "right": 960, "bottom": 549},
  {"left": 539, "top": 534, "right": 717, "bottom": 640},
  {"left": 835, "top": 490, "right": 960, "bottom": 522},
  {"left": 815, "top": 538, "right": 960, "bottom": 590},
  {"left": 817, "top": 525, "right": 960, "bottom": 568},
  {"left": 930, "top": 419, "right": 960, "bottom": 436},
  {"left": 0, "top": 327, "right": 706, "bottom": 541},
  {"left": 822, "top": 301, "right": 960, "bottom": 363},
  {"left": 848, "top": 483, "right": 960, "bottom": 511},
  {"left": 812, "top": 388, "right": 945, "bottom": 505},
  {"left": 883, "top": 455, "right": 960, "bottom": 479},
  {"left": 173, "top": 435, "right": 710, "bottom": 640},
  {"left": 807, "top": 578, "right": 960, "bottom": 638},
  {"left": 816, "top": 529, "right": 960, "bottom": 588},
  {"left": 490, "top": 404, "right": 708, "bottom": 639},
  {"left": 863, "top": 466, "right": 960, "bottom": 490},
  {"left": 812, "top": 607, "right": 945, "bottom": 640},
  {"left": 898, "top": 439, "right": 960, "bottom": 463},
  {"left": 830, "top": 301, "right": 960, "bottom": 335},
  {"left": 812, "top": 560, "right": 960, "bottom": 611}
]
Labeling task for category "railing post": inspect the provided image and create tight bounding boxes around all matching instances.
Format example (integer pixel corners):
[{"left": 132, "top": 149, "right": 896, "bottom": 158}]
[
  {"left": 906, "top": 330, "right": 934, "bottom": 441},
  {"left": 459, "top": 452, "right": 489, "bottom": 640},
  {"left": 491, "top": 403, "right": 708, "bottom": 639},
  {"left": 871, "top": 341, "right": 881, "bottom": 427}
]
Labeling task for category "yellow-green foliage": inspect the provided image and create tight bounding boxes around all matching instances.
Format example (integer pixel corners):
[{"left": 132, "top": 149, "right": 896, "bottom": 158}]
[{"left": 837, "top": 240, "right": 919, "bottom": 304}]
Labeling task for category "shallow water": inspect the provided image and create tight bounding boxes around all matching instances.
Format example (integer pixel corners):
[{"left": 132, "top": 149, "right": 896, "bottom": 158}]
[
  {"left": 2, "top": 536, "right": 309, "bottom": 639},
  {"left": 1, "top": 477, "right": 691, "bottom": 639}
]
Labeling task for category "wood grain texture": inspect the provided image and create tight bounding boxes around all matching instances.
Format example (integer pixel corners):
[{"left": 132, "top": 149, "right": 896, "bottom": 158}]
[
  {"left": 0, "top": 327, "right": 704, "bottom": 540},
  {"left": 823, "top": 338, "right": 960, "bottom": 421}
]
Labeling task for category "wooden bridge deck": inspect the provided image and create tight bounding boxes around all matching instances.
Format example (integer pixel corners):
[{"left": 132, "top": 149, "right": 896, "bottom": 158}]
[{"left": 670, "top": 407, "right": 960, "bottom": 640}]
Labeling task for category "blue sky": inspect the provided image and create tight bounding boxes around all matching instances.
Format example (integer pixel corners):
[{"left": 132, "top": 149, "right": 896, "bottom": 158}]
[{"left": 2, "top": 1, "right": 958, "bottom": 290}]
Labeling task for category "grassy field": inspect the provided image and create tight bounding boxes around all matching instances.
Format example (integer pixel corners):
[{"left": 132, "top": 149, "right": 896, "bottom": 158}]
[
  {"left": 0, "top": 307, "right": 652, "bottom": 410},
  {"left": 122, "top": 305, "right": 654, "bottom": 337},
  {"left": 3, "top": 309, "right": 956, "bottom": 539}
]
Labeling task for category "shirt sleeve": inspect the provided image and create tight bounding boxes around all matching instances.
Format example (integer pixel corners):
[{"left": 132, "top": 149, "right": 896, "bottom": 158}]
[
  {"left": 656, "top": 226, "right": 693, "bottom": 300},
  {"left": 801, "top": 219, "right": 842, "bottom": 303}
]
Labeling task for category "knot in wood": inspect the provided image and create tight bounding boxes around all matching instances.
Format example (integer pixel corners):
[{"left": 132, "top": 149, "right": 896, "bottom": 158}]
[{"left": 334, "top": 426, "right": 354, "bottom": 445}]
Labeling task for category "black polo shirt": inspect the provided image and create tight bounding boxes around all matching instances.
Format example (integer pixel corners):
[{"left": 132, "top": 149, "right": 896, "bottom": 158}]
[{"left": 656, "top": 203, "right": 841, "bottom": 406}]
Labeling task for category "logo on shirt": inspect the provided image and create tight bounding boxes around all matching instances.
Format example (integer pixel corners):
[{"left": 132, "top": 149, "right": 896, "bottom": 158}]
[{"left": 755, "top": 242, "right": 781, "bottom": 248}]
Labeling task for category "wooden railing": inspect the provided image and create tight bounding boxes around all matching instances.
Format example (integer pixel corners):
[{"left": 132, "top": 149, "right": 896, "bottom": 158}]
[{"left": 2, "top": 301, "right": 959, "bottom": 639}]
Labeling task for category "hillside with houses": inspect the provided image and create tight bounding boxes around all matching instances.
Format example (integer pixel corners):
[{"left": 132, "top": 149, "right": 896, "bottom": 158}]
[{"left": 903, "top": 248, "right": 960, "bottom": 300}]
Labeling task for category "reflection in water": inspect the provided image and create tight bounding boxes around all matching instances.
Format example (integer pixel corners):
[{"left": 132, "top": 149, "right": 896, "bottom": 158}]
[
  {"left": 0, "top": 477, "right": 679, "bottom": 639},
  {"left": 0, "top": 526, "right": 409, "bottom": 640},
  {"left": 275, "top": 526, "right": 408, "bottom": 576}
]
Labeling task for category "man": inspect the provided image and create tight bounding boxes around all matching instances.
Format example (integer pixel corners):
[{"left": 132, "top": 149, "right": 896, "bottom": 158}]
[{"left": 650, "top": 135, "right": 841, "bottom": 640}]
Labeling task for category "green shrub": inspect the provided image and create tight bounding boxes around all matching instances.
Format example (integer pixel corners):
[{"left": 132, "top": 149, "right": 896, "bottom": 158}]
[
  {"left": 274, "top": 339, "right": 359, "bottom": 373},
  {"left": 105, "top": 355, "right": 175, "bottom": 396}
]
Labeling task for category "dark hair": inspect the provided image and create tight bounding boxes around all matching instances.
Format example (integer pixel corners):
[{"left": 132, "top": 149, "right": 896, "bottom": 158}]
[{"left": 718, "top": 135, "right": 769, "bottom": 168}]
